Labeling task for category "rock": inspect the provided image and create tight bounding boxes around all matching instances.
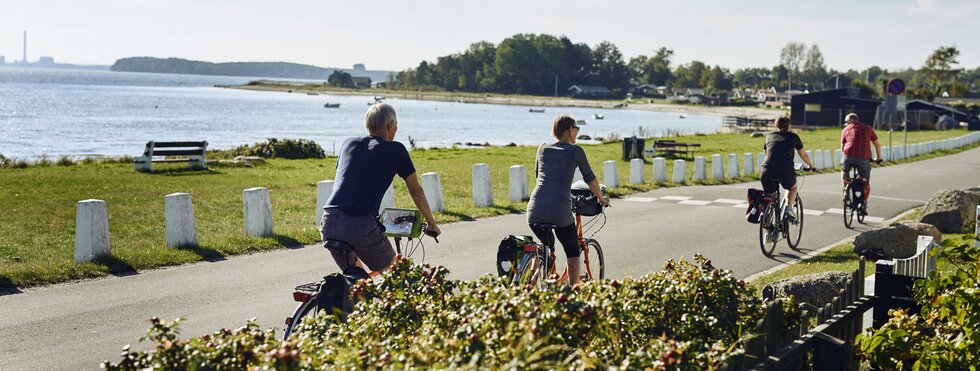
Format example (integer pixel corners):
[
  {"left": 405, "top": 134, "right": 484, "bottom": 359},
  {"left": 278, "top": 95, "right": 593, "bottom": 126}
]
[
  {"left": 750, "top": 132, "right": 766, "bottom": 138},
  {"left": 917, "top": 188, "right": 978, "bottom": 233},
  {"left": 853, "top": 222, "right": 942, "bottom": 259},
  {"left": 762, "top": 271, "right": 851, "bottom": 309},
  {"left": 577, "top": 134, "right": 592, "bottom": 140},
  {"left": 233, "top": 156, "right": 265, "bottom": 164}
]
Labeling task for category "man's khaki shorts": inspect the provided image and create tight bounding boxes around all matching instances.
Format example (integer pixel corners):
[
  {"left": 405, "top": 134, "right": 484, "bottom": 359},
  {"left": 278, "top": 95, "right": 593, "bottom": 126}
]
[{"left": 319, "top": 208, "right": 395, "bottom": 272}]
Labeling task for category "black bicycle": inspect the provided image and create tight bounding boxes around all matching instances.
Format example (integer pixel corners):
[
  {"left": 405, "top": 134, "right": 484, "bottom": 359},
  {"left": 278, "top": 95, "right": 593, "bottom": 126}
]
[
  {"left": 842, "top": 159, "right": 881, "bottom": 228},
  {"left": 759, "top": 164, "right": 812, "bottom": 257}
]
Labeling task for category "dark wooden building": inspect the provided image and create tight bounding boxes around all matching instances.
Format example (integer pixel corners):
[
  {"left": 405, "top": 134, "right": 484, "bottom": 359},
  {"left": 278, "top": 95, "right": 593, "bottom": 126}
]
[{"left": 790, "top": 88, "right": 881, "bottom": 127}]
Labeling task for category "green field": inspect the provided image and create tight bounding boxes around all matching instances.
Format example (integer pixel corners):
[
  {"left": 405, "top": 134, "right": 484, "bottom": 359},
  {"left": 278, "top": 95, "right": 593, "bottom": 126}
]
[{"left": 0, "top": 128, "right": 974, "bottom": 290}]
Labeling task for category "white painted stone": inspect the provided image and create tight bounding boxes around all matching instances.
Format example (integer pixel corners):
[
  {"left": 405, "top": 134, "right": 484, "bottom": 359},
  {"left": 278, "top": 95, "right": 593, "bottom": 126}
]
[
  {"left": 421, "top": 172, "right": 445, "bottom": 212},
  {"left": 603, "top": 160, "right": 620, "bottom": 188},
  {"left": 379, "top": 184, "right": 395, "bottom": 214},
  {"left": 672, "top": 159, "right": 686, "bottom": 183},
  {"left": 75, "top": 199, "right": 110, "bottom": 263},
  {"left": 629, "top": 158, "right": 644, "bottom": 184},
  {"left": 712, "top": 154, "right": 724, "bottom": 180},
  {"left": 727, "top": 153, "right": 738, "bottom": 178},
  {"left": 652, "top": 157, "right": 667, "bottom": 182},
  {"left": 805, "top": 150, "right": 813, "bottom": 166},
  {"left": 243, "top": 187, "right": 274, "bottom": 237},
  {"left": 834, "top": 149, "right": 843, "bottom": 167},
  {"left": 823, "top": 149, "right": 833, "bottom": 170},
  {"left": 509, "top": 165, "right": 529, "bottom": 201},
  {"left": 743, "top": 153, "right": 754, "bottom": 175},
  {"left": 165, "top": 192, "right": 197, "bottom": 248},
  {"left": 757, "top": 152, "right": 765, "bottom": 173},
  {"left": 316, "top": 180, "right": 334, "bottom": 226},
  {"left": 813, "top": 150, "right": 824, "bottom": 169},
  {"left": 472, "top": 163, "right": 493, "bottom": 207},
  {"left": 573, "top": 168, "right": 584, "bottom": 183},
  {"left": 693, "top": 156, "right": 706, "bottom": 181}
]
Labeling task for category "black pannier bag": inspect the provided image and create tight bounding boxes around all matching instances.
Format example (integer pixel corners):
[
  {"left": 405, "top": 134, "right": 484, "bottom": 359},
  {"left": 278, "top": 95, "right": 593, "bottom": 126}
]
[
  {"left": 746, "top": 188, "right": 765, "bottom": 224},
  {"left": 315, "top": 267, "right": 371, "bottom": 320},
  {"left": 571, "top": 181, "right": 607, "bottom": 216},
  {"left": 497, "top": 235, "right": 535, "bottom": 277},
  {"left": 849, "top": 177, "right": 866, "bottom": 204}
]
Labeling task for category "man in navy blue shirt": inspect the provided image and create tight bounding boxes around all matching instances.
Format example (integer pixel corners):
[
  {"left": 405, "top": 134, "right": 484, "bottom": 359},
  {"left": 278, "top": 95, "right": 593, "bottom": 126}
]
[{"left": 320, "top": 103, "right": 441, "bottom": 273}]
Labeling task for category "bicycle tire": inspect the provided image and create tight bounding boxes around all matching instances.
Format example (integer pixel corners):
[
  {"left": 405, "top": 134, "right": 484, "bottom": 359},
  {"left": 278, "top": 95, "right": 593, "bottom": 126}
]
[
  {"left": 843, "top": 191, "right": 855, "bottom": 229},
  {"left": 582, "top": 239, "right": 605, "bottom": 280},
  {"left": 857, "top": 203, "right": 867, "bottom": 224},
  {"left": 759, "top": 203, "right": 777, "bottom": 257},
  {"left": 786, "top": 196, "right": 804, "bottom": 250},
  {"left": 282, "top": 296, "right": 317, "bottom": 341}
]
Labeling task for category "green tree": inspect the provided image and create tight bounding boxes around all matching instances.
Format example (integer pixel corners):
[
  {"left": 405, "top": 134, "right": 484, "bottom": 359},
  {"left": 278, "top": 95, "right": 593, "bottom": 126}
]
[
  {"left": 673, "top": 61, "right": 707, "bottom": 88},
  {"left": 802, "top": 44, "right": 827, "bottom": 89},
  {"left": 923, "top": 46, "right": 961, "bottom": 92},
  {"left": 327, "top": 70, "right": 353, "bottom": 88},
  {"left": 780, "top": 41, "right": 806, "bottom": 89}
]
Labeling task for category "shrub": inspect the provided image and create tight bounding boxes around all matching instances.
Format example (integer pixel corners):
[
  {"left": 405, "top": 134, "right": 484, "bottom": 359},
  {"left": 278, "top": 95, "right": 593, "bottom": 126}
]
[
  {"left": 103, "top": 255, "right": 765, "bottom": 370},
  {"left": 212, "top": 138, "right": 326, "bottom": 159},
  {"left": 56, "top": 155, "right": 75, "bottom": 166}
]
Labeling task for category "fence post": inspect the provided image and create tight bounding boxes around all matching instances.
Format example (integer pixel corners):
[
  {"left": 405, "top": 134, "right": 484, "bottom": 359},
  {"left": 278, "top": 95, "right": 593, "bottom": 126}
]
[
  {"left": 165, "top": 192, "right": 197, "bottom": 248},
  {"left": 243, "top": 187, "right": 274, "bottom": 237},
  {"left": 603, "top": 160, "right": 620, "bottom": 188},
  {"left": 75, "top": 199, "right": 110, "bottom": 263},
  {"left": 672, "top": 159, "right": 686, "bottom": 183},
  {"left": 652, "top": 157, "right": 667, "bottom": 182},
  {"left": 743, "top": 153, "right": 754, "bottom": 175},
  {"left": 472, "top": 163, "right": 493, "bottom": 207},
  {"left": 421, "top": 172, "right": 445, "bottom": 212},
  {"left": 712, "top": 154, "right": 725, "bottom": 180},
  {"left": 693, "top": 156, "right": 706, "bottom": 181},
  {"left": 629, "top": 158, "right": 644, "bottom": 184},
  {"left": 727, "top": 153, "right": 738, "bottom": 178},
  {"left": 316, "top": 180, "right": 334, "bottom": 226},
  {"left": 509, "top": 165, "right": 528, "bottom": 201}
]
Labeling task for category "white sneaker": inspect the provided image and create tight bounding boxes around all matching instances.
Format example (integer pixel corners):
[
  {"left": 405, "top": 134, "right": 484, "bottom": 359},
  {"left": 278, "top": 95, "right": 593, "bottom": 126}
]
[{"left": 785, "top": 207, "right": 798, "bottom": 220}]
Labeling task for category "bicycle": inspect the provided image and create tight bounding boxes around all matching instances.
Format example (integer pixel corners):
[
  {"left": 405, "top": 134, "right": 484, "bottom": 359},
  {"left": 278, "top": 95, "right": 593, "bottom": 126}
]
[
  {"left": 282, "top": 208, "right": 437, "bottom": 340},
  {"left": 512, "top": 190, "right": 607, "bottom": 287},
  {"left": 842, "top": 159, "right": 881, "bottom": 228},
  {"left": 759, "top": 164, "right": 812, "bottom": 257}
]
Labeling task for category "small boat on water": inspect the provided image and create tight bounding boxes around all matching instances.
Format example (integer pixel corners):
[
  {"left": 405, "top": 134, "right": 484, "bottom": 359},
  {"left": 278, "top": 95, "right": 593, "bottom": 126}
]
[
  {"left": 323, "top": 103, "right": 340, "bottom": 108},
  {"left": 679, "top": 114, "right": 687, "bottom": 119},
  {"left": 593, "top": 114, "right": 604, "bottom": 120},
  {"left": 529, "top": 108, "right": 545, "bottom": 113},
  {"left": 576, "top": 119, "right": 588, "bottom": 126}
]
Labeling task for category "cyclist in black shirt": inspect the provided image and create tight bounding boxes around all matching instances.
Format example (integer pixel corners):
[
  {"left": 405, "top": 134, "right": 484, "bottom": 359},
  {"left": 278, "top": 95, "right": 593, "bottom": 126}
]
[{"left": 760, "top": 117, "right": 816, "bottom": 220}]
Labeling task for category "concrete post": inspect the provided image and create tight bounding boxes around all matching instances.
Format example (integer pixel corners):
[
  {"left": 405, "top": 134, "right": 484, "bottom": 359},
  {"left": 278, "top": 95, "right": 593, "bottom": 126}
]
[
  {"left": 757, "top": 152, "right": 765, "bottom": 173},
  {"left": 421, "top": 172, "right": 444, "bottom": 212},
  {"left": 712, "top": 154, "right": 724, "bottom": 180},
  {"left": 243, "top": 187, "right": 274, "bottom": 237},
  {"left": 75, "top": 199, "right": 110, "bottom": 263},
  {"left": 727, "top": 153, "right": 738, "bottom": 178},
  {"left": 834, "top": 149, "right": 842, "bottom": 167},
  {"left": 573, "top": 168, "right": 584, "bottom": 183},
  {"left": 672, "top": 159, "right": 686, "bottom": 183},
  {"left": 165, "top": 192, "right": 197, "bottom": 248},
  {"left": 472, "top": 163, "right": 493, "bottom": 207},
  {"left": 652, "top": 157, "right": 667, "bottom": 182},
  {"left": 813, "top": 149, "right": 824, "bottom": 169},
  {"left": 316, "top": 180, "right": 334, "bottom": 226},
  {"left": 603, "top": 160, "right": 619, "bottom": 188},
  {"left": 629, "top": 158, "right": 644, "bottom": 184},
  {"left": 509, "top": 165, "right": 529, "bottom": 202},
  {"left": 823, "top": 149, "right": 833, "bottom": 169},
  {"left": 805, "top": 150, "right": 813, "bottom": 166},
  {"left": 379, "top": 184, "right": 395, "bottom": 213},
  {"left": 743, "top": 153, "right": 754, "bottom": 175},
  {"left": 693, "top": 156, "right": 706, "bottom": 181}
]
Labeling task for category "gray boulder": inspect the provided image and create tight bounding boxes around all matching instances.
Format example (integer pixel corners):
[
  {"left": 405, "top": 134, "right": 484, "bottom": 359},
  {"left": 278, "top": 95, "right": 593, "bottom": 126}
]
[
  {"left": 917, "top": 188, "right": 979, "bottom": 233},
  {"left": 233, "top": 156, "right": 265, "bottom": 164},
  {"left": 853, "top": 222, "right": 942, "bottom": 259},
  {"left": 762, "top": 271, "right": 851, "bottom": 309}
]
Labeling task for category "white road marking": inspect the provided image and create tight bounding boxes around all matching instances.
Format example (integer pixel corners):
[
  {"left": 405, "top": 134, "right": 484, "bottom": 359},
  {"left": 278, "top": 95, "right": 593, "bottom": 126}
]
[
  {"left": 713, "top": 198, "right": 744, "bottom": 204},
  {"left": 802, "top": 209, "right": 824, "bottom": 216},
  {"left": 825, "top": 208, "right": 845, "bottom": 215},
  {"left": 624, "top": 197, "right": 657, "bottom": 202},
  {"left": 863, "top": 216, "right": 885, "bottom": 223},
  {"left": 732, "top": 203, "right": 749, "bottom": 208},
  {"left": 661, "top": 196, "right": 692, "bottom": 201},
  {"left": 679, "top": 200, "right": 712, "bottom": 206}
]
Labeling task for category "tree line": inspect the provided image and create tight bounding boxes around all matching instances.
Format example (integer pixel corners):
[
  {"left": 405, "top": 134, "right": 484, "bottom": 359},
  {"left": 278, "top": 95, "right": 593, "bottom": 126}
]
[{"left": 387, "top": 34, "right": 978, "bottom": 101}]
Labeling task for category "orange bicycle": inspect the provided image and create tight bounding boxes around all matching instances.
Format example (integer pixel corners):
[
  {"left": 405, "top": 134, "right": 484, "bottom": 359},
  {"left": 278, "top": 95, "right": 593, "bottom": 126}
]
[{"left": 513, "top": 192, "right": 606, "bottom": 286}]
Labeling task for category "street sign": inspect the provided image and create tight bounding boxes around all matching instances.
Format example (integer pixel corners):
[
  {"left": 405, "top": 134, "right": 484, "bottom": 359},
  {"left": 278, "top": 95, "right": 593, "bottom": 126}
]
[{"left": 887, "top": 78, "right": 906, "bottom": 96}]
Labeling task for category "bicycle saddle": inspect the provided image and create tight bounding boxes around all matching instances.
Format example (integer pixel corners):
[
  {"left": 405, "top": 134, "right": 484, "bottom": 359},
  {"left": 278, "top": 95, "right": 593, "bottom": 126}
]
[{"left": 323, "top": 239, "right": 354, "bottom": 253}]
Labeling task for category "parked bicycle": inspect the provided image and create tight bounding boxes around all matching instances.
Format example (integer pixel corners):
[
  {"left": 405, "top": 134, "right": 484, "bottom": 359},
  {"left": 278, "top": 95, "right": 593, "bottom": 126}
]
[
  {"left": 842, "top": 159, "right": 881, "bottom": 228},
  {"left": 282, "top": 208, "right": 437, "bottom": 340},
  {"left": 759, "top": 164, "right": 813, "bottom": 257}
]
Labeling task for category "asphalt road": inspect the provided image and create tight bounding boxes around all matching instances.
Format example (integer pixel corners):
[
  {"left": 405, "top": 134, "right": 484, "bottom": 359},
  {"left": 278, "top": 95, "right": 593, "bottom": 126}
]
[{"left": 2, "top": 146, "right": 978, "bottom": 370}]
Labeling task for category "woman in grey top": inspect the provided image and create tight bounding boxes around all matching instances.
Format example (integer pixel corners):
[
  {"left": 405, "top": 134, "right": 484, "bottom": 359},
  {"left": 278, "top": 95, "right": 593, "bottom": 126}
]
[{"left": 526, "top": 114, "right": 607, "bottom": 286}]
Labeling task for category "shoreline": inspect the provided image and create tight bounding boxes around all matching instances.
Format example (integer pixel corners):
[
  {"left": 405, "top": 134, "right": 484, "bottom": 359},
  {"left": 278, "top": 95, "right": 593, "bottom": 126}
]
[{"left": 226, "top": 82, "right": 783, "bottom": 119}]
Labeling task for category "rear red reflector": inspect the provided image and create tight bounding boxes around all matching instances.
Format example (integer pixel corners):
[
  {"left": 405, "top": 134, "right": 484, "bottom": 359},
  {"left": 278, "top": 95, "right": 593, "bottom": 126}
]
[
  {"left": 293, "top": 291, "right": 311, "bottom": 302},
  {"left": 285, "top": 317, "right": 293, "bottom": 326}
]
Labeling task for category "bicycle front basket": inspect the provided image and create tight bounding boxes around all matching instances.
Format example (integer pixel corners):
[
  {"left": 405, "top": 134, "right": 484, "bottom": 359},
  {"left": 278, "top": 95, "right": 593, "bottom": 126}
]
[{"left": 379, "top": 208, "right": 423, "bottom": 238}]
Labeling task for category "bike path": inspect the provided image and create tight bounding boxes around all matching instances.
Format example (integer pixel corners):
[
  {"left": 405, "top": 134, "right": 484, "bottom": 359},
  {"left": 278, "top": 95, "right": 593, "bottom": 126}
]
[{"left": 1, "top": 146, "right": 978, "bottom": 370}]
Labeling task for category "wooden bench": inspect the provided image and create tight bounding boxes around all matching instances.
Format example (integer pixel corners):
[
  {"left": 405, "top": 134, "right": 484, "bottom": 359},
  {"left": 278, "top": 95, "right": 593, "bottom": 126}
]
[
  {"left": 134, "top": 141, "right": 208, "bottom": 172},
  {"left": 643, "top": 140, "right": 701, "bottom": 159}
]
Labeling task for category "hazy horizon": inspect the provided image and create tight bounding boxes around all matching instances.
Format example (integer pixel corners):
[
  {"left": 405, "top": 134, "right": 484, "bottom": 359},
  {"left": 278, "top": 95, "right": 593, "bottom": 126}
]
[{"left": 1, "top": 0, "right": 977, "bottom": 73}]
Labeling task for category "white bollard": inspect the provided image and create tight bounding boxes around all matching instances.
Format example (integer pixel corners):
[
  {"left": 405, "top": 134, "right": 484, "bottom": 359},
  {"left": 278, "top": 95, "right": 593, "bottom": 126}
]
[
  {"left": 421, "top": 172, "right": 445, "bottom": 212},
  {"left": 379, "top": 184, "right": 395, "bottom": 214},
  {"left": 812, "top": 150, "right": 823, "bottom": 169},
  {"left": 573, "top": 168, "right": 584, "bottom": 183},
  {"left": 757, "top": 152, "right": 766, "bottom": 173},
  {"left": 316, "top": 180, "right": 334, "bottom": 226},
  {"left": 629, "top": 158, "right": 644, "bottom": 184},
  {"left": 509, "top": 165, "right": 529, "bottom": 202},
  {"left": 603, "top": 160, "right": 620, "bottom": 188},
  {"left": 165, "top": 193, "right": 197, "bottom": 248},
  {"left": 727, "top": 153, "right": 738, "bottom": 178},
  {"left": 652, "top": 157, "right": 667, "bottom": 182},
  {"left": 672, "top": 159, "right": 687, "bottom": 183},
  {"left": 75, "top": 199, "right": 110, "bottom": 263},
  {"left": 743, "top": 153, "right": 754, "bottom": 175},
  {"left": 834, "top": 148, "right": 843, "bottom": 167},
  {"left": 805, "top": 150, "right": 813, "bottom": 166},
  {"left": 472, "top": 163, "right": 493, "bottom": 207},
  {"left": 823, "top": 149, "right": 833, "bottom": 169},
  {"left": 693, "top": 156, "right": 706, "bottom": 181},
  {"left": 712, "top": 154, "right": 724, "bottom": 180},
  {"left": 243, "top": 187, "right": 274, "bottom": 237}
]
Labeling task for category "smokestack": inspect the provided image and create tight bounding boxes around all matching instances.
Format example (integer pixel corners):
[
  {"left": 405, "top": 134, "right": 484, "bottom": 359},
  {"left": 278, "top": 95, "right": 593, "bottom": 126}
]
[{"left": 22, "top": 30, "right": 27, "bottom": 63}]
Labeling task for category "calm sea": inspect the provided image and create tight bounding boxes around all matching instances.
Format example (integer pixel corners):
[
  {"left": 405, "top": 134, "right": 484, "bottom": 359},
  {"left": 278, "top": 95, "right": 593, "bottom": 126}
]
[{"left": 0, "top": 67, "right": 721, "bottom": 159}]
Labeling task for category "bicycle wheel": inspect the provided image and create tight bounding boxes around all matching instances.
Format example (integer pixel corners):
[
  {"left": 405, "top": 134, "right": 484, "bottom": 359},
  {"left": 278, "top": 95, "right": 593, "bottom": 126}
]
[
  {"left": 517, "top": 255, "right": 541, "bottom": 286},
  {"left": 843, "top": 190, "right": 855, "bottom": 229},
  {"left": 786, "top": 196, "right": 804, "bottom": 250},
  {"left": 759, "top": 204, "right": 777, "bottom": 257},
  {"left": 581, "top": 239, "right": 605, "bottom": 281},
  {"left": 857, "top": 200, "right": 867, "bottom": 224},
  {"left": 282, "top": 297, "right": 317, "bottom": 341}
]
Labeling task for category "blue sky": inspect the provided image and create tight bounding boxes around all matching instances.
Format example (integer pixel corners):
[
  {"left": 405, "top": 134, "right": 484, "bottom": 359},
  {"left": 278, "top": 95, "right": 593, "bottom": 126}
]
[{"left": 0, "top": 0, "right": 976, "bottom": 72}]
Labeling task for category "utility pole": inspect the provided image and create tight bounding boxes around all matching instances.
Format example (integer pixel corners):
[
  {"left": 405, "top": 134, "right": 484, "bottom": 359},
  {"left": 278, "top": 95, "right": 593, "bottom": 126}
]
[
  {"left": 554, "top": 74, "right": 558, "bottom": 97},
  {"left": 22, "top": 30, "right": 27, "bottom": 64}
]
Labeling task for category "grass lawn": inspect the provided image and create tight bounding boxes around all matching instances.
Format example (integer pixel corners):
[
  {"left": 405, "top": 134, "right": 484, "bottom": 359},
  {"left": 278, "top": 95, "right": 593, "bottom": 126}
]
[{"left": 0, "top": 128, "right": 976, "bottom": 290}]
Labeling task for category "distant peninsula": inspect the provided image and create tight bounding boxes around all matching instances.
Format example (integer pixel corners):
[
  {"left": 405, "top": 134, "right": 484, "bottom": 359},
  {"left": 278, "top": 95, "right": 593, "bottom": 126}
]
[{"left": 110, "top": 57, "right": 393, "bottom": 82}]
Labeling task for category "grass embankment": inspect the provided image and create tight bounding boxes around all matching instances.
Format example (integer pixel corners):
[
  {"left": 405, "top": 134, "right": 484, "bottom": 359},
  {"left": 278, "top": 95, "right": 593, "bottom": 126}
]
[{"left": 0, "top": 128, "right": 974, "bottom": 290}]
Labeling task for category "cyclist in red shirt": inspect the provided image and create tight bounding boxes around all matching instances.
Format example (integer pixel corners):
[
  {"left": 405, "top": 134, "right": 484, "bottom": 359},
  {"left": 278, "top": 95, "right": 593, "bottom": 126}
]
[{"left": 840, "top": 113, "right": 882, "bottom": 212}]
